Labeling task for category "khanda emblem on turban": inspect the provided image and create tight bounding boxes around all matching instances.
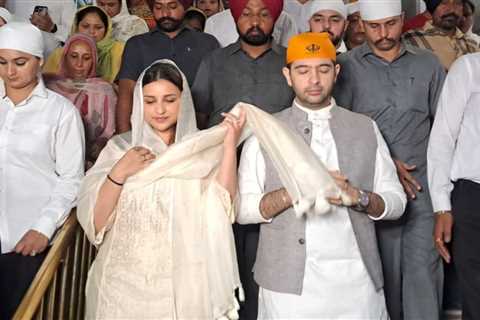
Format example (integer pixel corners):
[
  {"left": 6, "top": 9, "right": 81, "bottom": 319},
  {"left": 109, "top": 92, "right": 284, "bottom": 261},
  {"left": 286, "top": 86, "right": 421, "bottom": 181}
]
[{"left": 306, "top": 43, "right": 321, "bottom": 53}]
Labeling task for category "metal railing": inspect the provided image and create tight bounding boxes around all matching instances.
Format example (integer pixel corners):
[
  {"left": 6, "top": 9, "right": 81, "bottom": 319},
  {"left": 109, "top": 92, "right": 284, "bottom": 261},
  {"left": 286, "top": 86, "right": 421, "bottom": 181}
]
[{"left": 13, "top": 210, "right": 96, "bottom": 320}]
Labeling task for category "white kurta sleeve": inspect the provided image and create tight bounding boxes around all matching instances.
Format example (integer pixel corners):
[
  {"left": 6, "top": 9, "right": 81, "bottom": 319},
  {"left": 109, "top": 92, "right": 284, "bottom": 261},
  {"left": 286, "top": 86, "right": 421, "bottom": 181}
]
[
  {"left": 369, "top": 122, "right": 407, "bottom": 221},
  {"left": 32, "top": 105, "right": 85, "bottom": 239},
  {"left": 237, "top": 136, "right": 272, "bottom": 224},
  {"left": 427, "top": 56, "right": 471, "bottom": 212}
]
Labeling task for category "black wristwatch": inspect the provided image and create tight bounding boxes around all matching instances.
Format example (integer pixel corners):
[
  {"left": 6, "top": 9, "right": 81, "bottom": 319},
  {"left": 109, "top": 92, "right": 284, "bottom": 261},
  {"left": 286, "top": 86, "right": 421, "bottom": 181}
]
[{"left": 354, "top": 189, "right": 370, "bottom": 212}]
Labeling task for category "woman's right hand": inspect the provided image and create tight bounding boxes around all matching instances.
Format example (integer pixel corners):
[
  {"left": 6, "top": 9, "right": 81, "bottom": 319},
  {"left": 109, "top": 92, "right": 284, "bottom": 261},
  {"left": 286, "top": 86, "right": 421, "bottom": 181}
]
[{"left": 109, "top": 146, "right": 156, "bottom": 183}]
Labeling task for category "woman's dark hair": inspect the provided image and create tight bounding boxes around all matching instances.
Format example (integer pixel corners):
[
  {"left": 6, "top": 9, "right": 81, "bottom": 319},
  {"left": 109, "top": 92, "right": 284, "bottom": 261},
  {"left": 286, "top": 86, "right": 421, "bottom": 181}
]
[
  {"left": 76, "top": 6, "right": 109, "bottom": 30},
  {"left": 185, "top": 10, "right": 207, "bottom": 31},
  {"left": 142, "top": 63, "right": 184, "bottom": 91}
]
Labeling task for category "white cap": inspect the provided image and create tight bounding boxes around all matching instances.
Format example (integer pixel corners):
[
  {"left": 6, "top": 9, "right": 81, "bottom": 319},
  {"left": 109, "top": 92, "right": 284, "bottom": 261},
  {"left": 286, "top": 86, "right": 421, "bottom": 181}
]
[
  {"left": 347, "top": 2, "right": 360, "bottom": 15},
  {"left": 359, "top": 0, "right": 402, "bottom": 21},
  {"left": 0, "top": 7, "right": 12, "bottom": 23},
  {"left": 0, "top": 22, "right": 44, "bottom": 58},
  {"left": 304, "top": 0, "right": 348, "bottom": 19}
]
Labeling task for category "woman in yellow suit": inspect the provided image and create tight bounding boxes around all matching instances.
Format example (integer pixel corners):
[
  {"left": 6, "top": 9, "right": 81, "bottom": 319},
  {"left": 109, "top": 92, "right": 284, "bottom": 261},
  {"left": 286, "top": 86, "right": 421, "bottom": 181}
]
[{"left": 43, "top": 5, "right": 124, "bottom": 83}]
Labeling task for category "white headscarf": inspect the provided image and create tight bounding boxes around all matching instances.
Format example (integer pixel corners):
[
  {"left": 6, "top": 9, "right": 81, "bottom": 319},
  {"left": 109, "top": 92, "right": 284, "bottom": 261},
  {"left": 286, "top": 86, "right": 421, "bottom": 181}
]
[
  {"left": 0, "top": 22, "right": 44, "bottom": 58},
  {"left": 0, "top": 7, "right": 12, "bottom": 24},
  {"left": 301, "top": 0, "right": 347, "bottom": 34},
  {"left": 131, "top": 59, "right": 198, "bottom": 154},
  {"left": 359, "top": 0, "right": 402, "bottom": 21},
  {"left": 95, "top": 0, "right": 149, "bottom": 42}
]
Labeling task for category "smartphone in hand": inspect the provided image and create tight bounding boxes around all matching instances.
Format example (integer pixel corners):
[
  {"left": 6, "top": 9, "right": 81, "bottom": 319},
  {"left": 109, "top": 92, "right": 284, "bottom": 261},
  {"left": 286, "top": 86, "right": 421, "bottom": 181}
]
[{"left": 33, "top": 5, "right": 48, "bottom": 16}]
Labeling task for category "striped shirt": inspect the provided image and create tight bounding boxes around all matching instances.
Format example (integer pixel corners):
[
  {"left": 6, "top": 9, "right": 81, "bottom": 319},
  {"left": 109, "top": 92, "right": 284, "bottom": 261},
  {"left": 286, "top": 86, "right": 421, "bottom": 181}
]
[{"left": 403, "top": 22, "right": 478, "bottom": 70}]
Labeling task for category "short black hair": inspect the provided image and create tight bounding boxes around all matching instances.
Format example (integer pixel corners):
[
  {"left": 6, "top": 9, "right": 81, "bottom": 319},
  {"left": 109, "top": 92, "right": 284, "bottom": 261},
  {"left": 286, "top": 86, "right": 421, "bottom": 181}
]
[
  {"left": 76, "top": 6, "right": 109, "bottom": 30},
  {"left": 142, "top": 62, "right": 184, "bottom": 91}
]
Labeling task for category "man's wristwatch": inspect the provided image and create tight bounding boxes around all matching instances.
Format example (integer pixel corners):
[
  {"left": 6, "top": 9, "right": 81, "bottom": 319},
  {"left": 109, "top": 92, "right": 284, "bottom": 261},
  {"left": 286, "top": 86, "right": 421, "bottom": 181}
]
[{"left": 354, "top": 189, "right": 370, "bottom": 212}]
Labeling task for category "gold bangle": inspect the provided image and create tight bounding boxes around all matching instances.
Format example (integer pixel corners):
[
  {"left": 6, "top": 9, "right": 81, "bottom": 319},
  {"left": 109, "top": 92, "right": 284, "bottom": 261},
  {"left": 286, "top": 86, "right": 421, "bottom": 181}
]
[{"left": 436, "top": 211, "right": 450, "bottom": 215}]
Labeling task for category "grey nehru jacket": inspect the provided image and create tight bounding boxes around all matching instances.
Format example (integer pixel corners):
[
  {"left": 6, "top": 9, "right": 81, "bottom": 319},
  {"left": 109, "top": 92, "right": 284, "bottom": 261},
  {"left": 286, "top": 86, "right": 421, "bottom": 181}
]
[
  {"left": 333, "top": 42, "right": 446, "bottom": 188},
  {"left": 254, "top": 105, "right": 384, "bottom": 295},
  {"left": 191, "top": 40, "right": 295, "bottom": 128}
]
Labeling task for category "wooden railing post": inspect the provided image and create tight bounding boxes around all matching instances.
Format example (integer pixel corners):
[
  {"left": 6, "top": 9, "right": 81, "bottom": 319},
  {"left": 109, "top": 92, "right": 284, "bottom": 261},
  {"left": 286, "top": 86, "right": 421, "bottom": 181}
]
[{"left": 13, "top": 209, "right": 96, "bottom": 320}]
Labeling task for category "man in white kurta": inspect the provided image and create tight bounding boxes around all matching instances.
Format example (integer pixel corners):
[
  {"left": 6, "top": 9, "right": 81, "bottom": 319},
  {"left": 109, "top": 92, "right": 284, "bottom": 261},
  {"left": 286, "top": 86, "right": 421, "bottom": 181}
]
[{"left": 237, "top": 32, "right": 406, "bottom": 318}]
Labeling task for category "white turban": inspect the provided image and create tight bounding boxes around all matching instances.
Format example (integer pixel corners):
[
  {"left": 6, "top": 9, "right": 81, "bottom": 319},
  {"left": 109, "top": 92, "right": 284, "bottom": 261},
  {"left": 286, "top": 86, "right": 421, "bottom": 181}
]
[
  {"left": 0, "top": 7, "right": 12, "bottom": 24},
  {"left": 303, "top": 0, "right": 348, "bottom": 20},
  {"left": 0, "top": 22, "right": 44, "bottom": 59},
  {"left": 359, "top": 0, "right": 402, "bottom": 21}
]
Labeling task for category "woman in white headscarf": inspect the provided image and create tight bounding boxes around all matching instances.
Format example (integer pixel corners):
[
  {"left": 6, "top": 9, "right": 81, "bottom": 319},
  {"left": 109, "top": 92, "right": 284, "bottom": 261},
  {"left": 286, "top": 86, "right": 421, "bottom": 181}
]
[
  {"left": 77, "top": 59, "right": 245, "bottom": 319},
  {"left": 96, "top": 0, "right": 149, "bottom": 42}
]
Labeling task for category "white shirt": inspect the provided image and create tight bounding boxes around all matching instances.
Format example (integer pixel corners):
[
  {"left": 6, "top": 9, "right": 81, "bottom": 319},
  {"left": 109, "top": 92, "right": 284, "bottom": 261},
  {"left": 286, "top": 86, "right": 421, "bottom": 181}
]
[
  {"left": 428, "top": 53, "right": 480, "bottom": 212},
  {"left": 238, "top": 101, "right": 406, "bottom": 319},
  {"left": 0, "top": 78, "right": 85, "bottom": 253},
  {"left": 204, "top": 9, "right": 297, "bottom": 48},
  {"left": 283, "top": 0, "right": 308, "bottom": 33}
]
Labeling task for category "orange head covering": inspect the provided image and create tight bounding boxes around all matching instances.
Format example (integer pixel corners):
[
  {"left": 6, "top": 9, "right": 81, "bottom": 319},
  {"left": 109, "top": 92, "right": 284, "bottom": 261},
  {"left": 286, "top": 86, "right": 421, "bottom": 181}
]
[
  {"left": 230, "top": 0, "right": 283, "bottom": 23},
  {"left": 286, "top": 32, "right": 337, "bottom": 65}
]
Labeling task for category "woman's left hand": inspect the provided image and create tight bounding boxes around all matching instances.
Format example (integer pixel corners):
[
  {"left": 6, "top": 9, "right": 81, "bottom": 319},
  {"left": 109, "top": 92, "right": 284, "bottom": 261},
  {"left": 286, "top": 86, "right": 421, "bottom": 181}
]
[{"left": 221, "top": 109, "right": 246, "bottom": 149}]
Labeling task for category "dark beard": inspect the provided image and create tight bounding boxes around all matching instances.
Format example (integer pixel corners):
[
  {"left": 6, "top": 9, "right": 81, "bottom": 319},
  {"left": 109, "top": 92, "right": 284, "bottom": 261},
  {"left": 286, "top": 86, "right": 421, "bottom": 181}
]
[
  {"left": 156, "top": 17, "right": 182, "bottom": 32},
  {"left": 238, "top": 26, "right": 271, "bottom": 46},
  {"left": 438, "top": 13, "right": 460, "bottom": 31}
]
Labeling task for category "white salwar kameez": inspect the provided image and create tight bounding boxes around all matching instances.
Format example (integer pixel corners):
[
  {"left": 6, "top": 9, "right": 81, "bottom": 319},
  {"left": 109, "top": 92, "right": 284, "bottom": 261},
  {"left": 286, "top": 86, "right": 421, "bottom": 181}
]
[{"left": 239, "top": 101, "right": 405, "bottom": 319}]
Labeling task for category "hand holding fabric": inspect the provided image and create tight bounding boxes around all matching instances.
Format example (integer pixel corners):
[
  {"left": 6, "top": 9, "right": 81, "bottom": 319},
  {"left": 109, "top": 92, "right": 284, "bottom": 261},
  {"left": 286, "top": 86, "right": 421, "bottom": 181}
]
[
  {"left": 327, "top": 170, "right": 360, "bottom": 207},
  {"left": 221, "top": 109, "right": 246, "bottom": 150},
  {"left": 109, "top": 146, "right": 156, "bottom": 183},
  {"left": 14, "top": 230, "right": 49, "bottom": 256}
]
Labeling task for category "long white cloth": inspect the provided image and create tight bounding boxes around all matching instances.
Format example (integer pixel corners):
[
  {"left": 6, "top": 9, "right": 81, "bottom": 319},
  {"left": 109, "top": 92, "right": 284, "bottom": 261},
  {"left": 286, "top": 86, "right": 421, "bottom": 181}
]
[{"left": 77, "top": 101, "right": 352, "bottom": 318}]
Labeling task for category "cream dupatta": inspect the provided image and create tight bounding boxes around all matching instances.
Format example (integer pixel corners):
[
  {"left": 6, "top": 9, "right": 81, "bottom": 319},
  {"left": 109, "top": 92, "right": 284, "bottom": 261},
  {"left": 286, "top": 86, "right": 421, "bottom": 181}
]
[{"left": 77, "top": 59, "right": 349, "bottom": 319}]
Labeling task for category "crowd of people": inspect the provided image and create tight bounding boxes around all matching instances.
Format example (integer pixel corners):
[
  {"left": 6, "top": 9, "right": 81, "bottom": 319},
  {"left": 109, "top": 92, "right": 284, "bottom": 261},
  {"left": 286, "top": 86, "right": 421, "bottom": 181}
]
[{"left": 0, "top": 0, "right": 479, "bottom": 319}]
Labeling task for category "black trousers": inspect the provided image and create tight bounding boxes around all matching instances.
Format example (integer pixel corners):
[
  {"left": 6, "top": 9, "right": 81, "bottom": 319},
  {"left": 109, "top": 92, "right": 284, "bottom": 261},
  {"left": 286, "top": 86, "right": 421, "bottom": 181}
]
[
  {"left": 233, "top": 223, "right": 259, "bottom": 320},
  {"left": 0, "top": 250, "right": 48, "bottom": 320},
  {"left": 451, "top": 179, "right": 480, "bottom": 320}
]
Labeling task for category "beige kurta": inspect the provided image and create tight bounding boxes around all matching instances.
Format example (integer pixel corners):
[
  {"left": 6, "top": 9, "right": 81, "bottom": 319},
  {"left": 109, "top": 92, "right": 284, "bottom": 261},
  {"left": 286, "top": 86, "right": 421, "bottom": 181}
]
[{"left": 78, "top": 134, "right": 240, "bottom": 319}]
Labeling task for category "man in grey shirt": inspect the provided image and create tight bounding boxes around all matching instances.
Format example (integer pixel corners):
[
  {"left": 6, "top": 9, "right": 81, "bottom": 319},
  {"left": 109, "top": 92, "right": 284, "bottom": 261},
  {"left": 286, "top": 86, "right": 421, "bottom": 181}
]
[
  {"left": 191, "top": 0, "right": 294, "bottom": 129},
  {"left": 333, "top": 2, "right": 446, "bottom": 320}
]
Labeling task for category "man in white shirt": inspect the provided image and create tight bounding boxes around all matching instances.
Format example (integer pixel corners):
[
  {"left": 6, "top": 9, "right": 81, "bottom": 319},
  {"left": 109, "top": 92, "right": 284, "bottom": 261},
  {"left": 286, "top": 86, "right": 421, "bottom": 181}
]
[
  {"left": 428, "top": 53, "right": 480, "bottom": 320},
  {"left": 237, "top": 32, "right": 406, "bottom": 319},
  {"left": 0, "top": 22, "right": 85, "bottom": 319},
  {"left": 283, "top": 0, "right": 309, "bottom": 32},
  {"left": 300, "top": 0, "right": 349, "bottom": 53}
]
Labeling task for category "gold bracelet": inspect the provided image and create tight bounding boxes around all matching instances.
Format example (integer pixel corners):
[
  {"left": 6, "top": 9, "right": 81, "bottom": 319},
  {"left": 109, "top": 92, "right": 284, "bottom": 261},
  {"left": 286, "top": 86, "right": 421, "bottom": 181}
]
[{"left": 436, "top": 211, "right": 450, "bottom": 215}]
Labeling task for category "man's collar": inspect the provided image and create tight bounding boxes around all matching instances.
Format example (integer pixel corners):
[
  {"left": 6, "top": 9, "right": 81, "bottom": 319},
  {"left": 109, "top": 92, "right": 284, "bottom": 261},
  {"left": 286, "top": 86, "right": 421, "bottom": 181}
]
[
  {"left": 359, "top": 41, "right": 416, "bottom": 60},
  {"left": 226, "top": 38, "right": 281, "bottom": 57},
  {"left": 337, "top": 41, "right": 347, "bottom": 55},
  {"left": 150, "top": 24, "right": 189, "bottom": 38}
]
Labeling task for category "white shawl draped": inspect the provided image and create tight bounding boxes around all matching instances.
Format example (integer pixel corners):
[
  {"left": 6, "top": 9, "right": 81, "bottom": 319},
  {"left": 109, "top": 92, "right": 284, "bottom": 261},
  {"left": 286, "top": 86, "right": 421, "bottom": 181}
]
[{"left": 77, "top": 59, "right": 348, "bottom": 319}]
